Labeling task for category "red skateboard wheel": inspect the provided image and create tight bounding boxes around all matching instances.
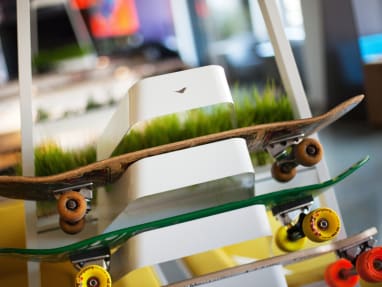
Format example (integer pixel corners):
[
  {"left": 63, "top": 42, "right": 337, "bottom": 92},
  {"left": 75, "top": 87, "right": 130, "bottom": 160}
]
[
  {"left": 325, "top": 258, "right": 359, "bottom": 287},
  {"left": 356, "top": 247, "right": 382, "bottom": 282}
]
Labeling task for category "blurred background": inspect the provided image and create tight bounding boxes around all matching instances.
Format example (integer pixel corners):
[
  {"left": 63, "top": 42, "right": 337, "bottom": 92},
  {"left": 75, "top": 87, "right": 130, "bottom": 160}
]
[
  {"left": 0, "top": 0, "right": 381, "bottom": 127},
  {"left": 0, "top": 0, "right": 381, "bottom": 123}
]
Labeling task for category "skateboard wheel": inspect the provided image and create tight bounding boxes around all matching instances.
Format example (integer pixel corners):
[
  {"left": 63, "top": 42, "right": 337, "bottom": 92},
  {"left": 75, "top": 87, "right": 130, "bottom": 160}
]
[
  {"left": 271, "top": 162, "right": 297, "bottom": 182},
  {"left": 275, "top": 226, "right": 307, "bottom": 252},
  {"left": 294, "top": 138, "right": 323, "bottom": 166},
  {"left": 76, "top": 265, "right": 111, "bottom": 287},
  {"left": 302, "top": 207, "right": 340, "bottom": 242},
  {"left": 325, "top": 259, "right": 359, "bottom": 287},
  {"left": 59, "top": 217, "right": 86, "bottom": 235},
  {"left": 356, "top": 247, "right": 382, "bottom": 282},
  {"left": 57, "top": 191, "right": 87, "bottom": 223}
]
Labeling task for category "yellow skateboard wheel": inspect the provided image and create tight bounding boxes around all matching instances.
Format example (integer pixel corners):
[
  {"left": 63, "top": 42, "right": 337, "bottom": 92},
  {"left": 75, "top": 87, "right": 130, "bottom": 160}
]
[
  {"left": 76, "top": 265, "right": 112, "bottom": 287},
  {"left": 302, "top": 207, "right": 340, "bottom": 242},
  {"left": 294, "top": 138, "right": 323, "bottom": 167},
  {"left": 57, "top": 191, "right": 87, "bottom": 223},
  {"left": 59, "top": 217, "right": 86, "bottom": 235},
  {"left": 271, "top": 162, "right": 297, "bottom": 182},
  {"left": 275, "top": 226, "right": 307, "bottom": 252}
]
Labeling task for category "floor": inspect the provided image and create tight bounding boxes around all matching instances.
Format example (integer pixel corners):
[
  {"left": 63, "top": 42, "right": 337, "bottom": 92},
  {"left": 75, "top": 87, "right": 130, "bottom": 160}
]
[{"left": 319, "top": 118, "right": 382, "bottom": 244}]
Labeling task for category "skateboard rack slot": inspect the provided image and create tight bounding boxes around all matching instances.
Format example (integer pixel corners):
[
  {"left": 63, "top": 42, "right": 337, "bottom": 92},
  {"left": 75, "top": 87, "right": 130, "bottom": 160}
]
[{"left": 70, "top": 247, "right": 111, "bottom": 271}]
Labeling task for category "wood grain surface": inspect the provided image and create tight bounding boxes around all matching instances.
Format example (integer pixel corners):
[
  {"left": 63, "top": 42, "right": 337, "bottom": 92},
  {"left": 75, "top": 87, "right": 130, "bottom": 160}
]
[{"left": 0, "top": 95, "right": 364, "bottom": 200}]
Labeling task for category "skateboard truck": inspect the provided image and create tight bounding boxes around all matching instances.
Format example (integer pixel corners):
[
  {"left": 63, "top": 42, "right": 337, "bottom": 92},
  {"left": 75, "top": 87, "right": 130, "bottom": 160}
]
[
  {"left": 272, "top": 196, "right": 313, "bottom": 243},
  {"left": 271, "top": 195, "right": 341, "bottom": 251},
  {"left": 266, "top": 133, "right": 304, "bottom": 161},
  {"left": 324, "top": 231, "right": 382, "bottom": 286},
  {"left": 271, "top": 196, "right": 313, "bottom": 226},
  {"left": 336, "top": 235, "right": 377, "bottom": 265},
  {"left": 70, "top": 247, "right": 111, "bottom": 271},
  {"left": 53, "top": 183, "right": 94, "bottom": 201}
]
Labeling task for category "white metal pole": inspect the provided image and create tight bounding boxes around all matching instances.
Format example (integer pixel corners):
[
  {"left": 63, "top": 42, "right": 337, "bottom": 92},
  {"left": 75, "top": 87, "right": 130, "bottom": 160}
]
[
  {"left": 16, "top": 0, "right": 40, "bottom": 286},
  {"left": 256, "top": 0, "right": 345, "bottom": 239},
  {"left": 257, "top": 0, "right": 312, "bottom": 118}
]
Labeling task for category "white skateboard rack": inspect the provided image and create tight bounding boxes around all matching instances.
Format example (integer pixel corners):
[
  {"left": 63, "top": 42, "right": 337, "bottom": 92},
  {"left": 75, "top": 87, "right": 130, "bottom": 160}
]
[{"left": 15, "top": 0, "right": 343, "bottom": 286}]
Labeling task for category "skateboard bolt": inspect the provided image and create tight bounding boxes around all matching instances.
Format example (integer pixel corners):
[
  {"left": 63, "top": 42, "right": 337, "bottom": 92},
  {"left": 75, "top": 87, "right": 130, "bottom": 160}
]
[
  {"left": 280, "top": 163, "right": 293, "bottom": 173},
  {"left": 374, "top": 259, "right": 382, "bottom": 271},
  {"left": 87, "top": 277, "right": 99, "bottom": 287},
  {"left": 66, "top": 199, "right": 78, "bottom": 211},
  {"left": 306, "top": 145, "right": 317, "bottom": 156},
  {"left": 339, "top": 268, "right": 358, "bottom": 279},
  {"left": 317, "top": 218, "right": 329, "bottom": 230}
]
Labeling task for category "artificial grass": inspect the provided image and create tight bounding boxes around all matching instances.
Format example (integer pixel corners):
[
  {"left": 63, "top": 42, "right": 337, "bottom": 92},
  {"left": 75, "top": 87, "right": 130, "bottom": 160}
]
[
  {"left": 33, "top": 44, "right": 93, "bottom": 73},
  {"left": 33, "top": 82, "right": 293, "bottom": 177}
]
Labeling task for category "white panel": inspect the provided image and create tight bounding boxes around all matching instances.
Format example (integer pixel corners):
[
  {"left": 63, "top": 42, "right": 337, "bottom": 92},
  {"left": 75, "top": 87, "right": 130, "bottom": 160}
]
[
  {"left": 124, "top": 138, "right": 253, "bottom": 198},
  {"left": 125, "top": 205, "right": 271, "bottom": 271},
  {"left": 99, "top": 138, "right": 255, "bottom": 232},
  {"left": 97, "top": 65, "right": 233, "bottom": 160}
]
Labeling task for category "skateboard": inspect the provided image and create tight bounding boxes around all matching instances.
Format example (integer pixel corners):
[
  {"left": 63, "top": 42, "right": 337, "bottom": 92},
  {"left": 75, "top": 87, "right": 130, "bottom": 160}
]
[
  {"left": 165, "top": 227, "right": 382, "bottom": 287},
  {"left": 0, "top": 95, "right": 364, "bottom": 233},
  {"left": 0, "top": 156, "right": 369, "bottom": 286}
]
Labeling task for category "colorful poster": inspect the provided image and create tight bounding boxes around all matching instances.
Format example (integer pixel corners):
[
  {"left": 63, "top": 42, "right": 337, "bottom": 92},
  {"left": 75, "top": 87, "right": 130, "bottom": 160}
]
[{"left": 89, "top": 0, "right": 139, "bottom": 38}]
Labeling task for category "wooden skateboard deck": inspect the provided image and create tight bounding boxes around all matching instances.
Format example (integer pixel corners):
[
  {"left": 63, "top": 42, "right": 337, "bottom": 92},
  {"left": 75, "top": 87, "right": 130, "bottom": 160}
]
[
  {"left": 0, "top": 95, "right": 364, "bottom": 201},
  {"left": 165, "top": 227, "right": 379, "bottom": 287},
  {"left": 0, "top": 156, "right": 368, "bottom": 262}
]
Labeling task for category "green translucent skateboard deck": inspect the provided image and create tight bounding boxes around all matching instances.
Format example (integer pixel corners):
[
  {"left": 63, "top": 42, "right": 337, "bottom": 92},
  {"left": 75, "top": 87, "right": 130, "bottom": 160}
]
[{"left": 0, "top": 156, "right": 369, "bottom": 262}]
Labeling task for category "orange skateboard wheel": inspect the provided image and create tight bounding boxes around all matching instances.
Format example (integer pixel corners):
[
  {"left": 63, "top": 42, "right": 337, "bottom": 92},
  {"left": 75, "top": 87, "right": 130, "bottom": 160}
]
[
  {"left": 325, "top": 259, "right": 359, "bottom": 287},
  {"left": 59, "top": 217, "right": 86, "bottom": 235},
  {"left": 57, "top": 191, "right": 87, "bottom": 223},
  {"left": 356, "top": 247, "right": 382, "bottom": 282},
  {"left": 76, "top": 265, "right": 112, "bottom": 287},
  {"left": 294, "top": 138, "right": 323, "bottom": 166},
  {"left": 271, "top": 162, "right": 297, "bottom": 182},
  {"left": 275, "top": 225, "right": 307, "bottom": 252},
  {"left": 302, "top": 207, "right": 340, "bottom": 242}
]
